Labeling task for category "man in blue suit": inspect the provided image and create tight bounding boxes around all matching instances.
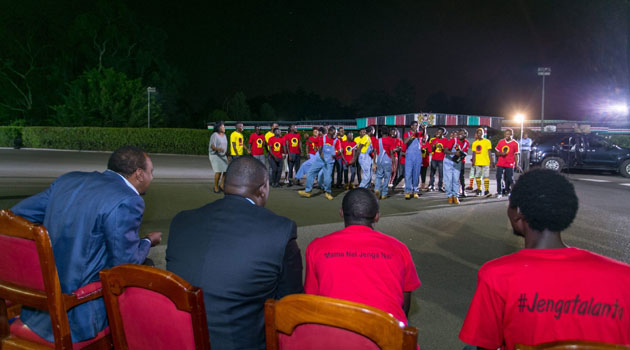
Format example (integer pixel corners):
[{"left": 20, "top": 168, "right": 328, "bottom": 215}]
[
  {"left": 11, "top": 146, "right": 162, "bottom": 343},
  {"left": 167, "top": 156, "right": 303, "bottom": 350}
]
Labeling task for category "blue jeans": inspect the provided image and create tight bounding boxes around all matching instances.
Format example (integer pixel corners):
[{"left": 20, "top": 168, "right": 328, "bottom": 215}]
[
  {"left": 359, "top": 153, "right": 372, "bottom": 188},
  {"left": 443, "top": 158, "right": 461, "bottom": 197},
  {"left": 404, "top": 153, "right": 422, "bottom": 194},
  {"left": 375, "top": 156, "right": 392, "bottom": 196},
  {"left": 305, "top": 160, "right": 333, "bottom": 193}
]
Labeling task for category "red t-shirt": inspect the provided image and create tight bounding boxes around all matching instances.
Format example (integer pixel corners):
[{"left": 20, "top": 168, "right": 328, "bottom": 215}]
[
  {"left": 370, "top": 136, "right": 378, "bottom": 158},
  {"left": 495, "top": 139, "right": 519, "bottom": 168},
  {"left": 400, "top": 144, "right": 407, "bottom": 165},
  {"left": 341, "top": 140, "right": 356, "bottom": 164},
  {"left": 305, "top": 225, "right": 421, "bottom": 325},
  {"left": 430, "top": 137, "right": 448, "bottom": 161},
  {"left": 421, "top": 141, "right": 432, "bottom": 167},
  {"left": 403, "top": 130, "right": 424, "bottom": 144},
  {"left": 248, "top": 133, "right": 265, "bottom": 156},
  {"left": 268, "top": 136, "right": 284, "bottom": 158},
  {"left": 460, "top": 248, "right": 630, "bottom": 350},
  {"left": 285, "top": 133, "right": 301, "bottom": 154},
  {"left": 375, "top": 137, "right": 397, "bottom": 158},
  {"left": 306, "top": 136, "right": 320, "bottom": 155},
  {"left": 445, "top": 138, "right": 469, "bottom": 163}
]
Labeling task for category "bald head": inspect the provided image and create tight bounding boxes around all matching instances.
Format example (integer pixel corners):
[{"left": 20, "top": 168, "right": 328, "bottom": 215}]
[
  {"left": 341, "top": 188, "right": 379, "bottom": 227},
  {"left": 224, "top": 156, "right": 269, "bottom": 205}
]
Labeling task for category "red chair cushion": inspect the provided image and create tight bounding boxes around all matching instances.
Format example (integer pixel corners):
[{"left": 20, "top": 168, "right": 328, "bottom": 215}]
[
  {"left": 278, "top": 324, "right": 379, "bottom": 350},
  {"left": 0, "top": 235, "right": 45, "bottom": 291},
  {"left": 71, "top": 281, "right": 102, "bottom": 299},
  {"left": 10, "top": 318, "right": 110, "bottom": 349},
  {"left": 117, "top": 287, "right": 196, "bottom": 350}
]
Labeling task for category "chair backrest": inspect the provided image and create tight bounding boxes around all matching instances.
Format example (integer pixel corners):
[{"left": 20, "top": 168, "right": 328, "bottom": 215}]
[
  {"left": 99, "top": 264, "right": 210, "bottom": 350},
  {"left": 0, "top": 209, "right": 74, "bottom": 347},
  {"left": 516, "top": 340, "right": 630, "bottom": 350},
  {"left": 265, "top": 294, "right": 418, "bottom": 350}
]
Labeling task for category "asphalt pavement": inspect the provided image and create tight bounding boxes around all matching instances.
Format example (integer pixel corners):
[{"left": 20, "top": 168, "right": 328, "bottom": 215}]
[{"left": 1, "top": 148, "right": 629, "bottom": 350}]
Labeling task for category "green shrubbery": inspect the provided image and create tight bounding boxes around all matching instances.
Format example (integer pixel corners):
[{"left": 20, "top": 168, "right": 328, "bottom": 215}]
[
  {"left": 0, "top": 127, "right": 23, "bottom": 147},
  {"left": 3, "top": 127, "right": 210, "bottom": 155},
  {"left": 610, "top": 135, "right": 630, "bottom": 148}
]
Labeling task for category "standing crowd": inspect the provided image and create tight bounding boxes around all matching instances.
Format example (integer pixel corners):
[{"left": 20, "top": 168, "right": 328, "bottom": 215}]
[{"left": 209, "top": 120, "right": 523, "bottom": 203}]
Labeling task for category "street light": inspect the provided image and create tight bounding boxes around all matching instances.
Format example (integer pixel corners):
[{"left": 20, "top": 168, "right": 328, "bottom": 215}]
[
  {"left": 147, "top": 87, "right": 156, "bottom": 128},
  {"left": 537, "top": 67, "right": 551, "bottom": 131},
  {"left": 515, "top": 113, "right": 525, "bottom": 170}
]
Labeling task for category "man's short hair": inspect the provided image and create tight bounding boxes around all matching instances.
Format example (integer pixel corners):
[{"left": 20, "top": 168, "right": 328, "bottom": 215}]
[
  {"left": 410, "top": 121, "right": 418, "bottom": 126},
  {"left": 509, "top": 169, "right": 578, "bottom": 232},
  {"left": 225, "top": 156, "right": 268, "bottom": 188},
  {"left": 342, "top": 188, "right": 379, "bottom": 223},
  {"left": 272, "top": 127, "right": 280, "bottom": 133},
  {"left": 107, "top": 146, "right": 147, "bottom": 177},
  {"left": 328, "top": 126, "right": 336, "bottom": 132},
  {"left": 380, "top": 126, "right": 389, "bottom": 135},
  {"left": 504, "top": 128, "right": 513, "bottom": 134}
]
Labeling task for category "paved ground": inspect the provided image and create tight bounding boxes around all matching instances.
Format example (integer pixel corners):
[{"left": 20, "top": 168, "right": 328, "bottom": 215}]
[{"left": 2, "top": 148, "right": 629, "bottom": 350}]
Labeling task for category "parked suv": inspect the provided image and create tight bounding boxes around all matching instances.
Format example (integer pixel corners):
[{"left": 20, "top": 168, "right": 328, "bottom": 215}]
[{"left": 529, "top": 132, "right": 630, "bottom": 178}]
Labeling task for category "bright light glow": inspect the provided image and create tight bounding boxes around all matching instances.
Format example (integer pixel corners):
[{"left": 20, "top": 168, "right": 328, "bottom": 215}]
[
  {"left": 606, "top": 103, "right": 629, "bottom": 116},
  {"left": 514, "top": 113, "right": 525, "bottom": 123}
]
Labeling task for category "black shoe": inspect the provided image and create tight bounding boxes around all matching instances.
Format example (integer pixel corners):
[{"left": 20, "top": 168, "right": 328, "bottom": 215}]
[
  {"left": 460, "top": 192, "right": 467, "bottom": 198},
  {"left": 439, "top": 188, "right": 445, "bottom": 193}
]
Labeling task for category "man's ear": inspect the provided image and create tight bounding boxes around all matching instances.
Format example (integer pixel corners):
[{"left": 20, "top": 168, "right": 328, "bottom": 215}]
[
  {"left": 374, "top": 212, "right": 380, "bottom": 223},
  {"left": 339, "top": 208, "right": 344, "bottom": 219}
]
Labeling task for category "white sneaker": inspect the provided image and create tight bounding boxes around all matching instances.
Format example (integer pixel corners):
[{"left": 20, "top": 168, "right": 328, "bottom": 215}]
[{"left": 496, "top": 194, "right": 503, "bottom": 198}]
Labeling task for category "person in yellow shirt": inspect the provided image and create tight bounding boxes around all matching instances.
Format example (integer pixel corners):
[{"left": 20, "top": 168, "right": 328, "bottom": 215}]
[
  {"left": 471, "top": 128, "right": 494, "bottom": 197},
  {"left": 354, "top": 128, "right": 373, "bottom": 188},
  {"left": 230, "top": 121, "right": 245, "bottom": 158}
]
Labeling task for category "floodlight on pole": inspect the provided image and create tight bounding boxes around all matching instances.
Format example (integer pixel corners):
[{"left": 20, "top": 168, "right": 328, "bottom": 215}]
[
  {"left": 147, "top": 87, "right": 156, "bottom": 128},
  {"left": 537, "top": 67, "right": 551, "bottom": 131}
]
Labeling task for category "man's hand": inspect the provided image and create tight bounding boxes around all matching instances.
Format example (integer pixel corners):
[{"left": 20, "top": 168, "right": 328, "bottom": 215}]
[{"left": 144, "top": 232, "right": 162, "bottom": 247}]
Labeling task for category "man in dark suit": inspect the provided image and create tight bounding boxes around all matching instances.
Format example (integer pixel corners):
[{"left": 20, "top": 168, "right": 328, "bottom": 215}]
[
  {"left": 167, "top": 155, "right": 303, "bottom": 350},
  {"left": 11, "top": 145, "right": 162, "bottom": 343}
]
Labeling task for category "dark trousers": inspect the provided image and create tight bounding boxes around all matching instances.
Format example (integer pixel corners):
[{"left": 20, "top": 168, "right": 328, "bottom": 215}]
[
  {"left": 344, "top": 163, "right": 357, "bottom": 184},
  {"left": 287, "top": 153, "right": 300, "bottom": 181},
  {"left": 496, "top": 166, "right": 514, "bottom": 194},
  {"left": 393, "top": 162, "right": 405, "bottom": 188},
  {"left": 420, "top": 165, "right": 427, "bottom": 184},
  {"left": 269, "top": 156, "right": 282, "bottom": 185},
  {"left": 460, "top": 162, "right": 466, "bottom": 192},
  {"left": 429, "top": 159, "right": 444, "bottom": 188},
  {"left": 333, "top": 158, "right": 344, "bottom": 186}
]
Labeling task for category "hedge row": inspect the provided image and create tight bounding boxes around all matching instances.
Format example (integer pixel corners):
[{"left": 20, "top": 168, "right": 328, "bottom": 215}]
[{"left": 0, "top": 126, "right": 211, "bottom": 155}]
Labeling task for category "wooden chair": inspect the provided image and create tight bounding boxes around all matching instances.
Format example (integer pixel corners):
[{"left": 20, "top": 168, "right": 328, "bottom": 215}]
[
  {"left": 516, "top": 340, "right": 630, "bottom": 350},
  {"left": 264, "top": 294, "right": 418, "bottom": 350},
  {"left": 0, "top": 209, "right": 112, "bottom": 350},
  {"left": 99, "top": 264, "right": 210, "bottom": 350}
]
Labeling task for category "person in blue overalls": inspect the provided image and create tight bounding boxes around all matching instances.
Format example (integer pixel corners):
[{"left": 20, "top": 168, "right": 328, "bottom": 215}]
[
  {"left": 403, "top": 121, "right": 424, "bottom": 200},
  {"left": 374, "top": 127, "right": 400, "bottom": 200},
  {"left": 356, "top": 127, "right": 374, "bottom": 189},
  {"left": 298, "top": 126, "right": 340, "bottom": 201}
]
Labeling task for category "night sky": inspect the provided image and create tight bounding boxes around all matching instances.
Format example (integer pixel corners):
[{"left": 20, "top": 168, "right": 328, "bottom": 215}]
[{"left": 131, "top": 0, "right": 629, "bottom": 120}]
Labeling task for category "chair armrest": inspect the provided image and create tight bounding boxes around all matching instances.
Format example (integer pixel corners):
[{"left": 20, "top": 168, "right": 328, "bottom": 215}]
[{"left": 64, "top": 282, "right": 103, "bottom": 309}]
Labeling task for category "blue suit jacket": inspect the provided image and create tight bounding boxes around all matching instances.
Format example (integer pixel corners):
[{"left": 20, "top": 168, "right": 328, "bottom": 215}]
[{"left": 11, "top": 170, "right": 151, "bottom": 342}]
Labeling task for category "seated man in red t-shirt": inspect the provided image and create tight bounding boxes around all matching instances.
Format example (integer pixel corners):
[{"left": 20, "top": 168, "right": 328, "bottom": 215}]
[
  {"left": 305, "top": 188, "right": 421, "bottom": 325},
  {"left": 460, "top": 169, "right": 630, "bottom": 350}
]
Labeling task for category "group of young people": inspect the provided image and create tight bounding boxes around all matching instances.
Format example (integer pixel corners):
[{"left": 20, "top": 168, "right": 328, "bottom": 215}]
[{"left": 212, "top": 120, "right": 523, "bottom": 203}]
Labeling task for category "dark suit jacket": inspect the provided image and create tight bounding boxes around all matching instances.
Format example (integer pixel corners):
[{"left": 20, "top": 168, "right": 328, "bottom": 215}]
[
  {"left": 166, "top": 194, "right": 303, "bottom": 350},
  {"left": 11, "top": 170, "right": 151, "bottom": 342}
]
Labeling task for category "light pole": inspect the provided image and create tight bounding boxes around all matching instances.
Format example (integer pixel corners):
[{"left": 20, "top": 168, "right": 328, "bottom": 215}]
[
  {"left": 147, "top": 87, "right": 156, "bottom": 128},
  {"left": 515, "top": 113, "right": 525, "bottom": 171},
  {"left": 537, "top": 67, "right": 551, "bottom": 131}
]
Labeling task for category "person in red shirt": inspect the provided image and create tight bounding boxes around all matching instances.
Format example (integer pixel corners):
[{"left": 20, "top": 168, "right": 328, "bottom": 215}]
[
  {"left": 460, "top": 169, "right": 630, "bottom": 350},
  {"left": 341, "top": 131, "right": 357, "bottom": 189},
  {"left": 429, "top": 127, "right": 448, "bottom": 192},
  {"left": 495, "top": 128, "right": 520, "bottom": 198},
  {"left": 248, "top": 126, "right": 266, "bottom": 165},
  {"left": 267, "top": 128, "right": 286, "bottom": 188},
  {"left": 333, "top": 129, "right": 346, "bottom": 188},
  {"left": 457, "top": 129, "right": 470, "bottom": 198},
  {"left": 420, "top": 134, "right": 432, "bottom": 190},
  {"left": 374, "top": 127, "right": 400, "bottom": 199},
  {"left": 389, "top": 129, "right": 404, "bottom": 187},
  {"left": 305, "top": 188, "right": 421, "bottom": 325},
  {"left": 284, "top": 124, "right": 302, "bottom": 187},
  {"left": 443, "top": 128, "right": 468, "bottom": 204},
  {"left": 296, "top": 127, "right": 321, "bottom": 181}
]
